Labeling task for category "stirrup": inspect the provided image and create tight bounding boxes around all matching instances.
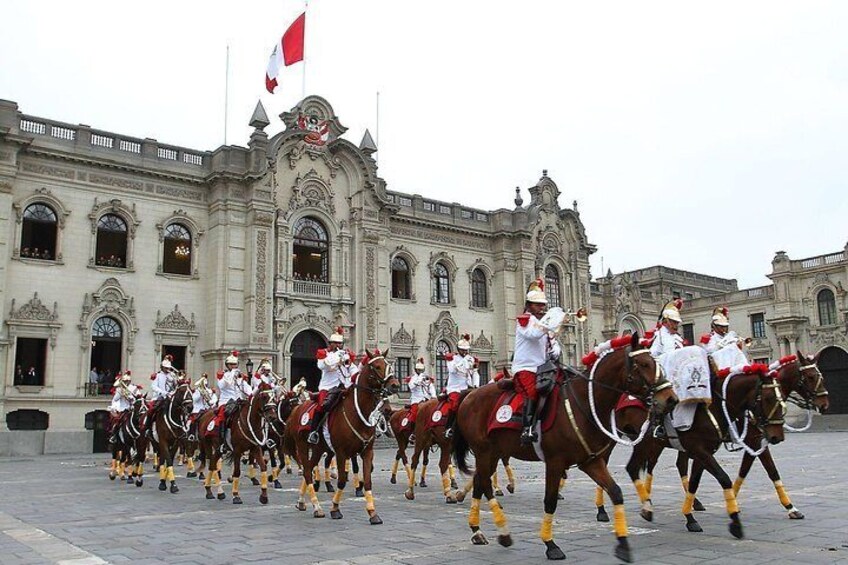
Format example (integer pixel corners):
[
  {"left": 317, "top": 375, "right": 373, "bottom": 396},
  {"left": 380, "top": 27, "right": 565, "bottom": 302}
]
[
  {"left": 444, "top": 427, "right": 453, "bottom": 439},
  {"left": 652, "top": 425, "right": 666, "bottom": 439},
  {"left": 307, "top": 431, "right": 320, "bottom": 445},
  {"left": 520, "top": 428, "right": 537, "bottom": 445}
]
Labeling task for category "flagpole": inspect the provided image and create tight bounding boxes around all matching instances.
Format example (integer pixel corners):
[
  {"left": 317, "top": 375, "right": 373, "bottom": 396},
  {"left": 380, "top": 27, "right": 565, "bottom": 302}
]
[
  {"left": 302, "top": 0, "right": 309, "bottom": 99},
  {"left": 224, "top": 44, "right": 230, "bottom": 146},
  {"left": 375, "top": 91, "right": 380, "bottom": 165}
]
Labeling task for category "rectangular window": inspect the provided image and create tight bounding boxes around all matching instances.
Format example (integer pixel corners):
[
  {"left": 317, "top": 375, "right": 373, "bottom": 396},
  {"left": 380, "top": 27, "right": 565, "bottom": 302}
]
[
  {"left": 161, "top": 345, "right": 187, "bottom": 374},
  {"left": 751, "top": 313, "right": 766, "bottom": 339},
  {"left": 685, "top": 292, "right": 694, "bottom": 300},
  {"left": 461, "top": 209, "right": 473, "bottom": 219},
  {"left": 14, "top": 338, "right": 47, "bottom": 386},
  {"left": 478, "top": 361, "right": 490, "bottom": 383},
  {"left": 396, "top": 357, "right": 411, "bottom": 392},
  {"left": 476, "top": 212, "right": 488, "bottom": 222},
  {"left": 682, "top": 323, "right": 694, "bottom": 346},
  {"left": 398, "top": 196, "right": 412, "bottom": 207},
  {"left": 439, "top": 205, "right": 451, "bottom": 215},
  {"left": 423, "top": 201, "right": 435, "bottom": 212}
]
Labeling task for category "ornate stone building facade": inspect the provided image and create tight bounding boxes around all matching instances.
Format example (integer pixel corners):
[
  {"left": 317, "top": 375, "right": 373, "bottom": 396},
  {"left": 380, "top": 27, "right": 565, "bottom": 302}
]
[
  {"left": 590, "top": 245, "right": 848, "bottom": 415},
  {"left": 0, "top": 96, "right": 596, "bottom": 453}
]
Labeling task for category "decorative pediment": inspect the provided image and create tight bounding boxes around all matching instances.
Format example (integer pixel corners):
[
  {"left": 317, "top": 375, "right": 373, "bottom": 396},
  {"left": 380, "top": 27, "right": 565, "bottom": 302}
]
[
  {"left": 471, "top": 330, "right": 494, "bottom": 351},
  {"left": 155, "top": 209, "right": 204, "bottom": 245},
  {"left": 428, "top": 311, "right": 458, "bottom": 347},
  {"left": 155, "top": 305, "right": 195, "bottom": 332},
  {"left": 280, "top": 95, "right": 348, "bottom": 142},
  {"left": 391, "top": 323, "right": 416, "bottom": 347},
  {"left": 13, "top": 187, "right": 70, "bottom": 228},
  {"left": 284, "top": 169, "right": 336, "bottom": 220},
  {"left": 88, "top": 198, "right": 140, "bottom": 238},
  {"left": 9, "top": 292, "right": 58, "bottom": 322},
  {"left": 428, "top": 251, "right": 457, "bottom": 280}
]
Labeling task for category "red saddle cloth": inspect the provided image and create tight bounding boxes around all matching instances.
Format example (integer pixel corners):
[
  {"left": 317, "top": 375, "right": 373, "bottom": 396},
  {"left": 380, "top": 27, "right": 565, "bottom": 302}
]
[
  {"left": 397, "top": 406, "right": 415, "bottom": 432},
  {"left": 294, "top": 401, "right": 340, "bottom": 434},
  {"left": 425, "top": 400, "right": 451, "bottom": 431},
  {"left": 615, "top": 394, "right": 648, "bottom": 413},
  {"left": 486, "top": 386, "right": 561, "bottom": 436}
]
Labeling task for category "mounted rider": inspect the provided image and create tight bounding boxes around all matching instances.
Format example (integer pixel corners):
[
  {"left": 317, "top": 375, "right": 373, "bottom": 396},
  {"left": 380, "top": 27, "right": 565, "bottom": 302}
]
[
  {"left": 252, "top": 358, "right": 278, "bottom": 393},
  {"left": 190, "top": 373, "right": 217, "bottom": 435},
  {"left": 443, "top": 334, "right": 480, "bottom": 438},
  {"left": 700, "top": 306, "right": 749, "bottom": 369},
  {"left": 406, "top": 357, "right": 435, "bottom": 443},
  {"left": 210, "top": 351, "right": 252, "bottom": 447},
  {"left": 513, "top": 278, "right": 563, "bottom": 445},
  {"left": 146, "top": 356, "right": 177, "bottom": 432},
  {"left": 308, "top": 327, "right": 356, "bottom": 444},
  {"left": 108, "top": 371, "right": 138, "bottom": 443}
]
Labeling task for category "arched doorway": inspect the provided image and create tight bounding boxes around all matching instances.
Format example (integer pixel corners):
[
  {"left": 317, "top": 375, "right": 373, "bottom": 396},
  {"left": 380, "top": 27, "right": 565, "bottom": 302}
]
[
  {"left": 90, "top": 316, "right": 122, "bottom": 394},
  {"left": 290, "top": 330, "right": 327, "bottom": 392},
  {"left": 818, "top": 346, "right": 848, "bottom": 414}
]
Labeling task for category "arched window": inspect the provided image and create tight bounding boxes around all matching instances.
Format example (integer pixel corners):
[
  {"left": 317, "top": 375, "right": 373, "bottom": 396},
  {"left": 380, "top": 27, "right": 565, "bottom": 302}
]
[
  {"left": 163, "top": 223, "right": 192, "bottom": 275},
  {"left": 471, "top": 268, "right": 488, "bottom": 308},
  {"left": 818, "top": 288, "right": 838, "bottom": 326},
  {"left": 435, "top": 340, "right": 451, "bottom": 390},
  {"left": 545, "top": 264, "right": 562, "bottom": 308},
  {"left": 391, "top": 256, "right": 411, "bottom": 299},
  {"left": 292, "top": 217, "right": 329, "bottom": 283},
  {"left": 433, "top": 263, "right": 450, "bottom": 304},
  {"left": 95, "top": 214, "right": 128, "bottom": 268},
  {"left": 21, "top": 203, "right": 57, "bottom": 260},
  {"left": 90, "top": 316, "right": 122, "bottom": 393}
]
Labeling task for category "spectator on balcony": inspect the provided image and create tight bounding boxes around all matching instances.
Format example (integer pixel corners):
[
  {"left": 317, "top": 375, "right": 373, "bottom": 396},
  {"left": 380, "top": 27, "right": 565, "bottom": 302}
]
[
  {"left": 89, "top": 366, "right": 100, "bottom": 396},
  {"left": 14, "top": 365, "right": 23, "bottom": 385},
  {"left": 25, "top": 366, "right": 38, "bottom": 386}
]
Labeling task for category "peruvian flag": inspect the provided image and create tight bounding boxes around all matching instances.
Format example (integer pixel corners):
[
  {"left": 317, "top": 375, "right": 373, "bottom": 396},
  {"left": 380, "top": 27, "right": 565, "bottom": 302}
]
[{"left": 265, "top": 12, "right": 306, "bottom": 94}]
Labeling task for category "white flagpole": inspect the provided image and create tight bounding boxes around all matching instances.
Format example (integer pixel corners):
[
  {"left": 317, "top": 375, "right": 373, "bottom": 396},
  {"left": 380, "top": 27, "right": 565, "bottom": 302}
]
[
  {"left": 376, "top": 91, "right": 380, "bottom": 165},
  {"left": 224, "top": 44, "right": 230, "bottom": 145},
  {"left": 302, "top": 0, "right": 309, "bottom": 99}
]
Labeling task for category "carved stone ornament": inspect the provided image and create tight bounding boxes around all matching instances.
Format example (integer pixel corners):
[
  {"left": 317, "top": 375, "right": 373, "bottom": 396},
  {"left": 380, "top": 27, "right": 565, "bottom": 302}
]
[
  {"left": 155, "top": 304, "right": 195, "bottom": 331},
  {"left": 78, "top": 278, "right": 138, "bottom": 353},
  {"left": 88, "top": 198, "right": 139, "bottom": 237},
  {"left": 284, "top": 169, "right": 336, "bottom": 220},
  {"left": 471, "top": 330, "right": 494, "bottom": 351},
  {"left": 428, "top": 311, "right": 459, "bottom": 348},
  {"left": 391, "top": 323, "right": 416, "bottom": 347},
  {"left": 9, "top": 292, "right": 59, "bottom": 322},
  {"left": 6, "top": 293, "right": 63, "bottom": 349}
]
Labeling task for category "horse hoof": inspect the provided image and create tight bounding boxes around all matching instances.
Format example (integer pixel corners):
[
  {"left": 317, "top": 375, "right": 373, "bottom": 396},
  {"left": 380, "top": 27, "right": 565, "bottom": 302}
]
[
  {"left": 369, "top": 514, "right": 383, "bottom": 525},
  {"left": 390, "top": 475, "right": 397, "bottom": 484},
  {"left": 206, "top": 492, "right": 215, "bottom": 500},
  {"left": 404, "top": 490, "right": 415, "bottom": 501},
  {"left": 545, "top": 541, "right": 566, "bottom": 560},
  {"left": 497, "top": 534, "right": 513, "bottom": 548},
  {"left": 455, "top": 490, "right": 466, "bottom": 503},
  {"left": 693, "top": 498, "right": 706, "bottom": 512},
  {"left": 355, "top": 488, "right": 364, "bottom": 498},
  {"left": 729, "top": 520, "right": 744, "bottom": 539},
  {"left": 251, "top": 478, "right": 260, "bottom": 486},
  {"left": 640, "top": 509, "right": 653, "bottom": 522},
  {"left": 286, "top": 468, "right": 292, "bottom": 474},
  {"left": 450, "top": 479, "right": 459, "bottom": 490},
  {"left": 445, "top": 496, "right": 457, "bottom": 504},
  {"left": 233, "top": 496, "right": 243, "bottom": 505},
  {"left": 158, "top": 481, "right": 167, "bottom": 491},
  {"left": 686, "top": 521, "right": 703, "bottom": 533},
  {"left": 126, "top": 477, "right": 134, "bottom": 484},
  {"left": 325, "top": 483, "right": 335, "bottom": 493},
  {"left": 614, "top": 542, "right": 633, "bottom": 563},
  {"left": 227, "top": 477, "right": 233, "bottom": 483},
  {"left": 217, "top": 493, "right": 226, "bottom": 500},
  {"left": 186, "top": 472, "right": 197, "bottom": 478},
  {"left": 331, "top": 509, "right": 343, "bottom": 520},
  {"left": 198, "top": 472, "right": 205, "bottom": 480},
  {"left": 109, "top": 474, "right": 116, "bottom": 481},
  {"left": 170, "top": 484, "right": 179, "bottom": 494},
  {"left": 260, "top": 494, "right": 268, "bottom": 505},
  {"left": 313, "top": 510, "right": 325, "bottom": 518},
  {"left": 597, "top": 508, "right": 610, "bottom": 522},
  {"left": 507, "top": 484, "right": 515, "bottom": 494},
  {"left": 471, "top": 532, "right": 489, "bottom": 545},
  {"left": 557, "top": 492, "right": 564, "bottom": 500},
  {"left": 494, "top": 489, "right": 504, "bottom": 497},
  {"left": 419, "top": 480, "right": 428, "bottom": 488},
  {"left": 135, "top": 480, "right": 143, "bottom": 487},
  {"left": 273, "top": 480, "right": 282, "bottom": 490}
]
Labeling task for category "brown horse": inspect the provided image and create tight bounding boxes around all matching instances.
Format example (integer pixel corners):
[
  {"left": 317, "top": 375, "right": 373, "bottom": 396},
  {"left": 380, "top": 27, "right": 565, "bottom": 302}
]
[
  {"left": 148, "top": 384, "right": 193, "bottom": 493},
  {"left": 673, "top": 352, "right": 829, "bottom": 519},
  {"left": 453, "top": 334, "right": 676, "bottom": 562},
  {"left": 625, "top": 365, "right": 786, "bottom": 537},
  {"left": 202, "top": 390, "right": 280, "bottom": 504},
  {"left": 284, "top": 349, "right": 398, "bottom": 523},
  {"left": 385, "top": 403, "right": 427, "bottom": 488},
  {"left": 266, "top": 392, "right": 302, "bottom": 489},
  {"left": 108, "top": 397, "right": 147, "bottom": 485}
]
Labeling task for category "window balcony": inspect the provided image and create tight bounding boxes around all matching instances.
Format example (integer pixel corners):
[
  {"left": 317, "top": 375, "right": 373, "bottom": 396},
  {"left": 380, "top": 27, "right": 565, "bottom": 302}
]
[{"left": 292, "top": 279, "right": 331, "bottom": 297}]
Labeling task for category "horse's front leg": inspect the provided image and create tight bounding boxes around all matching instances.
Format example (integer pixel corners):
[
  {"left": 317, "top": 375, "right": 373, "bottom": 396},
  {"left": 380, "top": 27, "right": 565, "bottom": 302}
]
[
  {"left": 331, "top": 451, "right": 349, "bottom": 520},
  {"left": 157, "top": 441, "right": 168, "bottom": 492},
  {"left": 440, "top": 443, "right": 457, "bottom": 504},
  {"left": 688, "top": 453, "right": 743, "bottom": 539},
  {"left": 323, "top": 453, "right": 336, "bottom": 493},
  {"left": 754, "top": 447, "right": 803, "bottom": 518},
  {"left": 676, "top": 452, "right": 706, "bottom": 512},
  {"left": 580, "top": 456, "right": 632, "bottom": 562},
  {"left": 405, "top": 439, "right": 422, "bottom": 500},
  {"left": 541, "top": 461, "right": 568, "bottom": 560},
  {"left": 231, "top": 451, "right": 243, "bottom": 505},
  {"left": 362, "top": 447, "right": 382, "bottom": 525},
  {"left": 254, "top": 447, "right": 269, "bottom": 504}
]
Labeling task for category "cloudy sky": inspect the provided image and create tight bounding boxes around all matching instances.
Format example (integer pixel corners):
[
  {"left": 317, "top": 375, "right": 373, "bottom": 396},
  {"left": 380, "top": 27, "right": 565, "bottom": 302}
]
[{"left": 2, "top": 1, "right": 846, "bottom": 288}]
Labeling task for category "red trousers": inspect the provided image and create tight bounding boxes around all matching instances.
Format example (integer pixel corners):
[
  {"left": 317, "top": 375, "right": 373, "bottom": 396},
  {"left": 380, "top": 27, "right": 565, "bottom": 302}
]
[
  {"left": 514, "top": 370, "right": 539, "bottom": 402},
  {"left": 408, "top": 403, "right": 420, "bottom": 427},
  {"left": 447, "top": 391, "right": 462, "bottom": 413}
]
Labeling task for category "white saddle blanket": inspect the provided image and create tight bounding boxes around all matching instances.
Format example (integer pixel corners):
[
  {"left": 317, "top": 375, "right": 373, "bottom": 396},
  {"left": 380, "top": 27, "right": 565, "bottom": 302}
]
[
  {"left": 665, "top": 403, "right": 699, "bottom": 433},
  {"left": 660, "top": 346, "right": 711, "bottom": 405},
  {"left": 710, "top": 343, "right": 749, "bottom": 371}
]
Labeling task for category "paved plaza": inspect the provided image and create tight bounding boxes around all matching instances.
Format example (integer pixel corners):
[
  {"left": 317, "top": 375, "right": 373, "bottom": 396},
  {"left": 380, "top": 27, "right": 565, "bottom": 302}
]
[{"left": 1, "top": 431, "right": 848, "bottom": 564}]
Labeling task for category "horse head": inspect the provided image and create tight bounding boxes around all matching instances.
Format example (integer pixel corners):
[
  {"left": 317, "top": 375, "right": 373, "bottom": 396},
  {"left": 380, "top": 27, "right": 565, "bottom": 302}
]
[
  {"left": 623, "top": 332, "right": 677, "bottom": 415},
  {"left": 796, "top": 350, "right": 829, "bottom": 413},
  {"left": 256, "top": 389, "right": 280, "bottom": 425},
  {"left": 751, "top": 370, "right": 786, "bottom": 445},
  {"left": 360, "top": 348, "right": 400, "bottom": 395},
  {"left": 174, "top": 384, "right": 193, "bottom": 419}
]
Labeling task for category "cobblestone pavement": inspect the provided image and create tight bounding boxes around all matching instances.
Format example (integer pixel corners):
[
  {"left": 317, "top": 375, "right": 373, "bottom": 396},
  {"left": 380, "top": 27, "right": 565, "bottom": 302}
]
[{"left": 1, "top": 432, "right": 848, "bottom": 564}]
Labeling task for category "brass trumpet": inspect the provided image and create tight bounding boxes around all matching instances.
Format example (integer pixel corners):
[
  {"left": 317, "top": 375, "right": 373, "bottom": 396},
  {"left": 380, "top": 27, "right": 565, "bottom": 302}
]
[
  {"left": 566, "top": 307, "right": 588, "bottom": 323},
  {"left": 741, "top": 337, "right": 753, "bottom": 347}
]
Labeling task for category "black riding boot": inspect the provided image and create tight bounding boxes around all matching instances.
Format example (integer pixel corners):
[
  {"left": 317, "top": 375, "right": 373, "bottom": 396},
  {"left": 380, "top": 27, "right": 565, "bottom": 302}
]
[
  {"left": 444, "top": 412, "right": 456, "bottom": 439},
  {"left": 308, "top": 411, "right": 324, "bottom": 445},
  {"left": 520, "top": 398, "right": 539, "bottom": 445}
]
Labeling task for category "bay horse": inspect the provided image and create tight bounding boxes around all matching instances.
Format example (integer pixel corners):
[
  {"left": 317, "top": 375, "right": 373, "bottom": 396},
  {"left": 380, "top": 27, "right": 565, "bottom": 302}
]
[
  {"left": 108, "top": 397, "right": 146, "bottom": 483},
  {"left": 625, "top": 364, "right": 786, "bottom": 537},
  {"left": 284, "top": 349, "right": 398, "bottom": 523},
  {"left": 453, "top": 333, "right": 677, "bottom": 562},
  {"left": 203, "top": 390, "right": 280, "bottom": 504},
  {"left": 675, "top": 352, "right": 829, "bottom": 519},
  {"left": 266, "top": 392, "right": 302, "bottom": 489},
  {"left": 148, "top": 383, "right": 193, "bottom": 493}
]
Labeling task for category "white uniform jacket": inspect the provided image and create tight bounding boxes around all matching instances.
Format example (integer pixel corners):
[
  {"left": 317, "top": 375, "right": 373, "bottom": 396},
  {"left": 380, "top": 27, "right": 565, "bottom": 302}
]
[
  {"left": 317, "top": 348, "right": 353, "bottom": 391},
  {"left": 110, "top": 384, "right": 137, "bottom": 412},
  {"left": 649, "top": 325, "right": 685, "bottom": 360},
  {"left": 408, "top": 372, "right": 435, "bottom": 404},
  {"left": 446, "top": 354, "right": 480, "bottom": 394},
  {"left": 149, "top": 371, "right": 175, "bottom": 401},
  {"left": 217, "top": 369, "right": 252, "bottom": 406},
  {"left": 192, "top": 389, "right": 218, "bottom": 414}
]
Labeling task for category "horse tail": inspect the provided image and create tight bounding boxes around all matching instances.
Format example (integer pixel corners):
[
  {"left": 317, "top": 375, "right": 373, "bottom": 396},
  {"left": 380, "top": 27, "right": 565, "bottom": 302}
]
[{"left": 452, "top": 417, "right": 474, "bottom": 475}]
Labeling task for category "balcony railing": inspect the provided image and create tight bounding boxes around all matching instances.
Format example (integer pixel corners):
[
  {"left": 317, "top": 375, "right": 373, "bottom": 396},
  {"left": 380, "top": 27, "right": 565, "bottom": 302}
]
[
  {"left": 800, "top": 252, "right": 844, "bottom": 269},
  {"left": 292, "top": 280, "right": 330, "bottom": 297}
]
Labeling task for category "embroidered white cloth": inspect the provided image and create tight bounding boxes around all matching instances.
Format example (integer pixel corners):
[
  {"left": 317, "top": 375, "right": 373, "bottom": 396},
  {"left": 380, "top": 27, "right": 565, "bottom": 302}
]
[
  {"left": 710, "top": 343, "right": 749, "bottom": 371},
  {"left": 660, "top": 346, "right": 712, "bottom": 406}
]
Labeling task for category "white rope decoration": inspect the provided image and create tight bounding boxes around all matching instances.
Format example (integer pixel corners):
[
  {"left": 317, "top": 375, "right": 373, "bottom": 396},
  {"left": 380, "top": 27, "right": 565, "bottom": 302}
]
[
  {"left": 720, "top": 373, "right": 768, "bottom": 457},
  {"left": 782, "top": 408, "right": 813, "bottom": 433},
  {"left": 587, "top": 348, "right": 650, "bottom": 447}
]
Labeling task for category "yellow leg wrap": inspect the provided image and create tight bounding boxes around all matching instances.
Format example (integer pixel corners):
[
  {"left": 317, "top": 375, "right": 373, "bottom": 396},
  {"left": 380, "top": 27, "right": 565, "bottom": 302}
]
[
  {"left": 405, "top": 464, "right": 414, "bottom": 487},
  {"left": 595, "top": 486, "right": 605, "bottom": 507},
  {"left": 680, "top": 474, "right": 690, "bottom": 493},
  {"left": 188, "top": 458, "right": 195, "bottom": 472},
  {"left": 365, "top": 490, "right": 376, "bottom": 512},
  {"left": 613, "top": 504, "right": 628, "bottom": 538},
  {"left": 117, "top": 461, "right": 124, "bottom": 476},
  {"left": 724, "top": 488, "right": 739, "bottom": 515},
  {"left": 167, "top": 466, "right": 176, "bottom": 482},
  {"left": 307, "top": 483, "right": 319, "bottom": 505},
  {"left": 217, "top": 459, "right": 223, "bottom": 471},
  {"left": 136, "top": 463, "right": 144, "bottom": 477},
  {"left": 733, "top": 476, "right": 744, "bottom": 496},
  {"left": 332, "top": 487, "right": 344, "bottom": 505},
  {"left": 441, "top": 473, "right": 451, "bottom": 495},
  {"left": 323, "top": 467, "right": 331, "bottom": 482},
  {"left": 645, "top": 473, "right": 654, "bottom": 496},
  {"left": 634, "top": 479, "right": 649, "bottom": 503},
  {"left": 204, "top": 472, "right": 212, "bottom": 487},
  {"left": 159, "top": 465, "right": 166, "bottom": 480},
  {"left": 272, "top": 467, "right": 280, "bottom": 480},
  {"left": 299, "top": 479, "right": 307, "bottom": 496},
  {"left": 540, "top": 512, "right": 554, "bottom": 542},
  {"left": 559, "top": 478, "right": 566, "bottom": 491},
  {"left": 682, "top": 492, "right": 695, "bottom": 515},
  {"left": 421, "top": 464, "right": 428, "bottom": 481},
  {"left": 391, "top": 459, "right": 399, "bottom": 476},
  {"left": 213, "top": 469, "right": 221, "bottom": 486},
  {"left": 449, "top": 464, "right": 456, "bottom": 480},
  {"left": 260, "top": 471, "right": 268, "bottom": 490},
  {"left": 489, "top": 498, "right": 508, "bottom": 533},
  {"left": 345, "top": 459, "right": 351, "bottom": 472},
  {"left": 284, "top": 455, "right": 291, "bottom": 467},
  {"left": 154, "top": 454, "right": 159, "bottom": 468},
  {"left": 248, "top": 466, "right": 256, "bottom": 479},
  {"left": 773, "top": 480, "right": 791, "bottom": 507},
  {"left": 469, "top": 498, "right": 481, "bottom": 528},
  {"left": 463, "top": 479, "right": 473, "bottom": 495},
  {"left": 492, "top": 472, "right": 500, "bottom": 490},
  {"left": 232, "top": 477, "right": 240, "bottom": 496},
  {"left": 506, "top": 465, "right": 516, "bottom": 487},
  {"left": 353, "top": 472, "right": 361, "bottom": 485}
]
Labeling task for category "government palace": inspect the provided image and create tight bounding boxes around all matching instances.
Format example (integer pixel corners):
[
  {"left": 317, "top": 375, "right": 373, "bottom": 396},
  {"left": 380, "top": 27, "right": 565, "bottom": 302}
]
[{"left": 0, "top": 96, "right": 845, "bottom": 454}]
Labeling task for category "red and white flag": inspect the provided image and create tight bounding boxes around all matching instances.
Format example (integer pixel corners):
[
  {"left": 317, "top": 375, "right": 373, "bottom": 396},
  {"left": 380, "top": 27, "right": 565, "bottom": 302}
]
[{"left": 265, "top": 12, "right": 306, "bottom": 94}]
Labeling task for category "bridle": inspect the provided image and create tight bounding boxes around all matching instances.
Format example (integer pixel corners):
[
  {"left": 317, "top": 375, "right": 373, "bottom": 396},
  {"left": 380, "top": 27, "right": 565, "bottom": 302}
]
[
  {"left": 160, "top": 384, "right": 192, "bottom": 439},
  {"left": 235, "top": 390, "right": 277, "bottom": 447},
  {"left": 721, "top": 371, "right": 785, "bottom": 457},
  {"left": 782, "top": 359, "right": 828, "bottom": 431},
  {"left": 343, "top": 355, "right": 393, "bottom": 443}
]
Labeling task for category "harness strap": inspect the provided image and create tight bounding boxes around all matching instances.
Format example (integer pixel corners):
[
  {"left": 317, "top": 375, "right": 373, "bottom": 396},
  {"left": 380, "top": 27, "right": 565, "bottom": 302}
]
[
  {"left": 341, "top": 404, "right": 375, "bottom": 451},
  {"left": 564, "top": 398, "right": 593, "bottom": 457},
  {"left": 705, "top": 406, "right": 723, "bottom": 440}
]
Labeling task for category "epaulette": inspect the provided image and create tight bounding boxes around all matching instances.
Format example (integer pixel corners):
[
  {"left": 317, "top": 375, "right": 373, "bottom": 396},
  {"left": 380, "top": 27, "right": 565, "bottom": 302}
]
[
  {"left": 149, "top": 373, "right": 156, "bottom": 380},
  {"left": 216, "top": 370, "right": 224, "bottom": 380},
  {"left": 316, "top": 349, "right": 327, "bottom": 360},
  {"left": 444, "top": 353, "right": 454, "bottom": 361},
  {"left": 517, "top": 314, "right": 531, "bottom": 328},
  {"left": 700, "top": 334, "right": 711, "bottom": 344}
]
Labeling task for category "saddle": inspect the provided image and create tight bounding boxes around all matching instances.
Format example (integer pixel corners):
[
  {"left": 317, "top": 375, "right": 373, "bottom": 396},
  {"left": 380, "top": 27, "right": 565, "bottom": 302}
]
[
  {"left": 425, "top": 400, "right": 451, "bottom": 430},
  {"left": 487, "top": 380, "right": 562, "bottom": 436}
]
